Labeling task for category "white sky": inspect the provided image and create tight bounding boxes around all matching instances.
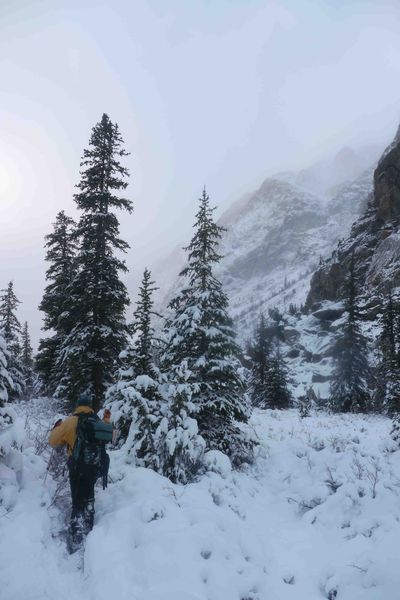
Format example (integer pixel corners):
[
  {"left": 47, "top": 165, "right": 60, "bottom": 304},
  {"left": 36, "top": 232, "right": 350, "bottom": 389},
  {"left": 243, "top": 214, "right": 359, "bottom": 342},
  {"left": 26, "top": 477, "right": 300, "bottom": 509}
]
[{"left": 0, "top": 0, "right": 400, "bottom": 347}]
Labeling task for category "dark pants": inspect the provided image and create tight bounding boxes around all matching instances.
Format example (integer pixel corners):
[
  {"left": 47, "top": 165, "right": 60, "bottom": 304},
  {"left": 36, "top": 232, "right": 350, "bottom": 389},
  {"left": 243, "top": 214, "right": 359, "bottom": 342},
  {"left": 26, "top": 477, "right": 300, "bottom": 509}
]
[{"left": 68, "top": 465, "right": 96, "bottom": 551}]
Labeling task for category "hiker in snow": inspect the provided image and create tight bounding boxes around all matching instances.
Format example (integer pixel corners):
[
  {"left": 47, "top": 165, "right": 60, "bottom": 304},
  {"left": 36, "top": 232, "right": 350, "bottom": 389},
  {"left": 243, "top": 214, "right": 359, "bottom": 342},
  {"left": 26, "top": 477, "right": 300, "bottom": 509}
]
[{"left": 49, "top": 393, "right": 113, "bottom": 552}]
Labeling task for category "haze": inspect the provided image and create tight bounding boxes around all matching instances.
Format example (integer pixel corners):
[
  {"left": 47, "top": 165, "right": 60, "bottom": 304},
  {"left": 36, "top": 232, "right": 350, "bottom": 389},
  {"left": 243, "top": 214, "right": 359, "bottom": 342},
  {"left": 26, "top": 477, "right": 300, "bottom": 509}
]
[{"left": 0, "top": 0, "right": 399, "bottom": 347}]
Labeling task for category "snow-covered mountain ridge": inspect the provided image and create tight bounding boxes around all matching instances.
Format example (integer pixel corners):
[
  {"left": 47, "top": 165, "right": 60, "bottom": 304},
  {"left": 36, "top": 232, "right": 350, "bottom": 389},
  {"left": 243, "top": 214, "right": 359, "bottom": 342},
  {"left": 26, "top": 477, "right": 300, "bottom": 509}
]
[
  {"left": 154, "top": 148, "right": 377, "bottom": 342},
  {"left": 217, "top": 167, "right": 374, "bottom": 338}
]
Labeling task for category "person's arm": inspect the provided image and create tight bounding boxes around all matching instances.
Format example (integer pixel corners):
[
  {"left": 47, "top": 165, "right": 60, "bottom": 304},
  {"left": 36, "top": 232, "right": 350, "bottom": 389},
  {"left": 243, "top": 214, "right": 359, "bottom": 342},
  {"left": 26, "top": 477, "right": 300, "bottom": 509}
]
[{"left": 49, "top": 418, "right": 70, "bottom": 448}]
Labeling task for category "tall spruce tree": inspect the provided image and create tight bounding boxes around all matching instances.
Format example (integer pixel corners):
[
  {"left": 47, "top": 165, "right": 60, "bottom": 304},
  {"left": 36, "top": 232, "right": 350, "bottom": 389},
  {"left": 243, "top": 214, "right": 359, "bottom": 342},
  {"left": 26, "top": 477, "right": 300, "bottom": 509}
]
[
  {"left": 248, "top": 313, "right": 291, "bottom": 410},
  {"left": 266, "top": 341, "right": 292, "bottom": 410},
  {"left": 36, "top": 211, "right": 76, "bottom": 393},
  {"left": 55, "top": 114, "right": 132, "bottom": 410},
  {"left": 379, "top": 290, "right": 400, "bottom": 416},
  {"left": 248, "top": 313, "right": 270, "bottom": 407},
  {"left": 329, "top": 255, "right": 371, "bottom": 413},
  {"left": 106, "top": 268, "right": 162, "bottom": 469},
  {"left": 0, "top": 282, "right": 24, "bottom": 399},
  {"left": 21, "top": 322, "right": 34, "bottom": 398},
  {"left": 162, "top": 188, "right": 252, "bottom": 467}
]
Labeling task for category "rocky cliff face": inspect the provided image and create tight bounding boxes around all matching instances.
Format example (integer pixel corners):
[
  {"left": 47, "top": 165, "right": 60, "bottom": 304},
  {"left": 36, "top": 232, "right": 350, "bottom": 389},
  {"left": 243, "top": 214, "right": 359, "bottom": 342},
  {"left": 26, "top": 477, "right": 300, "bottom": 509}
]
[{"left": 306, "top": 126, "right": 400, "bottom": 311}]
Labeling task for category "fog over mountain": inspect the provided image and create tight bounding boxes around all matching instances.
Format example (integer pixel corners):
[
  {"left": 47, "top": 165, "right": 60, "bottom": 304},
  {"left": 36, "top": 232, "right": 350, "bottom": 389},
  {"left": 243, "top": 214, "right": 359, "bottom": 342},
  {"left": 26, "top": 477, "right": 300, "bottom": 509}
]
[{"left": 154, "top": 143, "right": 381, "bottom": 339}]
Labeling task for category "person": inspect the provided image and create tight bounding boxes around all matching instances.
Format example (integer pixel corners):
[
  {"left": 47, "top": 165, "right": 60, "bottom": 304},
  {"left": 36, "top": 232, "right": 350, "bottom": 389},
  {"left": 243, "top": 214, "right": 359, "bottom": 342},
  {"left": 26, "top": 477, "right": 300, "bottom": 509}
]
[{"left": 49, "top": 393, "right": 112, "bottom": 553}]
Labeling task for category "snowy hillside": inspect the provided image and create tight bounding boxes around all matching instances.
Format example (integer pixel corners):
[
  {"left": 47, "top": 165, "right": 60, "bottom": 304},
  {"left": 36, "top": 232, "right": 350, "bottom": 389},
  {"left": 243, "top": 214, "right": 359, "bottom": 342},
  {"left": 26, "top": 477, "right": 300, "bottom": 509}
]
[
  {"left": 217, "top": 168, "right": 374, "bottom": 339},
  {"left": 1, "top": 399, "right": 399, "bottom": 600}
]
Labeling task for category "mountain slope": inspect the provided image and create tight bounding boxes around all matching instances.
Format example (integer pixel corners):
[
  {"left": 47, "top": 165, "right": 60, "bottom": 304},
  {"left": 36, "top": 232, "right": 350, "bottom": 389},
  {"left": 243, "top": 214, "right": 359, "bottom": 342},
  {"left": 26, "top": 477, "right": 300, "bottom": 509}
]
[
  {"left": 272, "top": 124, "right": 400, "bottom": 401},
  {"left": 217, "top": 168, "right": 374, "bottom": 338},
  {"left": 154, "top": 151, "right": 376, "bottom": 342}
]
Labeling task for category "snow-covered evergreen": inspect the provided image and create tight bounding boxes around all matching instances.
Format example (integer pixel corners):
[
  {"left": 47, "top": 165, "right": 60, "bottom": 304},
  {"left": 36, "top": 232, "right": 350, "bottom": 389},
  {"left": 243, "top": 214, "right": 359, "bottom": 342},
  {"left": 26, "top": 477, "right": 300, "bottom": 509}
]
[
  {"left": 266, "top": 342, "right": 292, "bottom": 409},
  {"left": 248, "top": 312, "right": 292, "bottom": 410},
  {"left": 162, "top": 188, "right": 252, "bottom": 466},
  {"left": 298, "top": 387, "right": 316, "bottom": 418},
  {"left": 54, "top": 114, "right": 132, "bottom": 410},
  {"left": 0, "top": 332, "right": 13, "bottom": 443},
  {"left": 20, "top": 321, "right": 34, "bottom": 399},
  {"left": 379, "top": 289, "right": 400, "bottom": 415},
  {"left": 0, "top": 334, "right": 10, "bottom": 407},
  {"left": 106, "top": 268, "right": 162, "bottom": 470},
  {"left": 156, "top": 360, "right": 205, "bottom": 484},
  {"left": 36, "top": 211, "right": 76, "bottom": 394},
  {"left": 0, "top": 282, "right": 24, "bottom": 400},
  {"left": 247, "top": 313, "right": 270, "bottom": 407},
  {"left": 329, "top": 256, "right": 371, "bottom": 413}
]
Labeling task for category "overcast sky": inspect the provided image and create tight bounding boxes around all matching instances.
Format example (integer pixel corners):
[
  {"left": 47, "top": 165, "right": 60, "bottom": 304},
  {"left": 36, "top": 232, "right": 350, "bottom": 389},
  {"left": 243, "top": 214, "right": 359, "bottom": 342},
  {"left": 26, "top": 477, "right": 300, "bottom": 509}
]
[{"left": 1, "top": 0, "right": 400, "bottom": 347}]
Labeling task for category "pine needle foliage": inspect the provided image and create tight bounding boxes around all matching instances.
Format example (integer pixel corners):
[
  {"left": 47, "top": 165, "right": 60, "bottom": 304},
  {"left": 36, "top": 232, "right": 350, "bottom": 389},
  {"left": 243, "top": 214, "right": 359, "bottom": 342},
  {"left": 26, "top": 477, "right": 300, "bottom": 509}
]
[
  {"left": 329, "top": 255, "right": 371, "bottom": 413},
  {"left": 21, "top": 322, "right": 34, "bottom": 398},
  {"left": 379, "top": 289, "right": 400, "bottom": 416},
  {"left": 248, "top": 313, "right": 291, "bottom": 410},
  {"left": 107, "top": 268, "right": 162, "bottom": 469},
  {"left": 247, "top": 313, "right": 270, "bottom": 407},
  {"left": 55, "top": 114, "right": 132, "bottom": 411},
  {"left": 36, "top": 211, "right": 77, "bottom": 393},
  {"left": 0, "top": 282, "right": 24, "bottom": 400},
  {"left": 156, "top": 361, "right": 205, "bottom": 484},
  {"left": 162, "top": 188, "right": 252, "bottom": 467}
]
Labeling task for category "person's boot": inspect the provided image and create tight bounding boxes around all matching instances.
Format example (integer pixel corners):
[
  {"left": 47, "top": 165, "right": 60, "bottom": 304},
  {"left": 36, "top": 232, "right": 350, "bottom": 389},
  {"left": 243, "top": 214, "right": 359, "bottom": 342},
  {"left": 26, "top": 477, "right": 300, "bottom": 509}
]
[{"left": 67, "top": 514, "right": 84, "bottom": 554}]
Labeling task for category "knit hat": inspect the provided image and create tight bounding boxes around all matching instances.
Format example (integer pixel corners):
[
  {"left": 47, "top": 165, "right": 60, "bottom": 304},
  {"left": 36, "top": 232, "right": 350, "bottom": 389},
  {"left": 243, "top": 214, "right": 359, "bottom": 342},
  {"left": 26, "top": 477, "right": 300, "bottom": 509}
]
[{"left": 76, "top": 392, "right": 93, "bottom": 408}]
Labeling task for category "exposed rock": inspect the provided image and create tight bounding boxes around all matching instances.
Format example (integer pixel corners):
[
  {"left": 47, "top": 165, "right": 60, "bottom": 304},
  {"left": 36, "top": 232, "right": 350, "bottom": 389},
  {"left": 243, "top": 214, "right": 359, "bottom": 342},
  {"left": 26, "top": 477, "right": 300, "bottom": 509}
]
[
  {"left": 287, "top": 348, "right": 300, "bottom": 359},
  {"left": 283, "top": 328, "right": 301, "bottom": 343},
  {"left": 312, "top": 306, "right": 345, "bottom": 321},
  {"left": 312, "top": 373, "right": 331, "bottom": 383},
  {"left": 306, "top": 125, "right": 400, "bottom": 312}
]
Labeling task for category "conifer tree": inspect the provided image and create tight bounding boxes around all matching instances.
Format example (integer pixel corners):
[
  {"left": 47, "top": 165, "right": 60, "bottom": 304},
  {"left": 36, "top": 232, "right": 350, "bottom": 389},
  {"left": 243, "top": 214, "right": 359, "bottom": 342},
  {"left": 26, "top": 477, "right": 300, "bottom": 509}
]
[
  {"left": 162, "top": 188, "right": 252, "bottom": 467},
  {"left": 21, "top": 322, "right": 34, "bottom": 398},
  {"left": 55, "top": 114, "right": 132, "bottom": 410},
  {"left": 0, "top": 334, "right": 11, "bottom": 408},
  {"left": 248, "top": 314, "right": 291, "bottom": 410},
  {"left": 156, "top": 361, "right": 205, "bottom": 484},
  {"left": 36, "top": 211, "right": 76, "bottom": 393},
  {"left": 266, "top": 342, "right": 292, "bottom": 410},
  {"left": 298, "top": 394, "right": 311, "bottom": 419},
  {"left": 247, "top": 313, "right": 270, "bottom": 407},
  {"left": 0, "top": 282, "right": 24, "bottom": 399},
  {"left": 329, "top": 256, "right": 371, "bottom": 413},
  {"left": 379, "top": 290, "right": 400, "bottom": 416},
  {"left": 106, "top": 268, "right": 162, "bottom": 469},
  {"left": 0, "top": 333, "right": 13, "bottom": 448}
]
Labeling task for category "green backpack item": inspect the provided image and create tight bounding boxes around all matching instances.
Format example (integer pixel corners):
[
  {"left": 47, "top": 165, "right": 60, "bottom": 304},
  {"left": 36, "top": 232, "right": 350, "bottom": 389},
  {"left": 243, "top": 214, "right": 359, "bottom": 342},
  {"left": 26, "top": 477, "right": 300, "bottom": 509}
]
[{"left": 70, "top": 413, "right": 113, "bottom": 479}]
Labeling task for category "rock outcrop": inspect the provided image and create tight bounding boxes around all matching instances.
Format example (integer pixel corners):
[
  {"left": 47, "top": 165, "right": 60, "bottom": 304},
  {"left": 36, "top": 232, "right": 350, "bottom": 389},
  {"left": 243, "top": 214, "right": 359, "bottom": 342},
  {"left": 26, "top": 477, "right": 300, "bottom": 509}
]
[{"left": 306, "top": 125, "right": 400, "bottom": 311}]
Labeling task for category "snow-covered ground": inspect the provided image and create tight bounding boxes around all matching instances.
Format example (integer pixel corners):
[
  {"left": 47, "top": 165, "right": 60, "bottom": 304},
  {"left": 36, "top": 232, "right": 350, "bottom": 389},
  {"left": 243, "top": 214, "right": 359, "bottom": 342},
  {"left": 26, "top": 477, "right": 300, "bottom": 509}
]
[{"left": 1, "top": 400, "right": 399, "bottom": 600}]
